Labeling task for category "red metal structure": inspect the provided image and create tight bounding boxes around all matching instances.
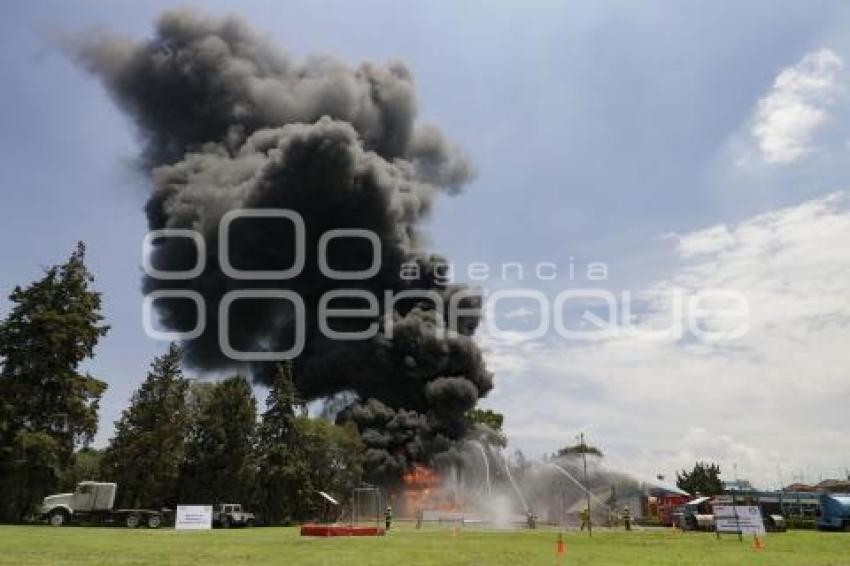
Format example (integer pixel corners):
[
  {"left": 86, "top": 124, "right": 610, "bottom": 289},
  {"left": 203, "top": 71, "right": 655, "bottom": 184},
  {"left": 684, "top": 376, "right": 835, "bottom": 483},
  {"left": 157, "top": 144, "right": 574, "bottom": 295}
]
[{"left": 299, "top": 524, "right": 385, "bottom": 537}]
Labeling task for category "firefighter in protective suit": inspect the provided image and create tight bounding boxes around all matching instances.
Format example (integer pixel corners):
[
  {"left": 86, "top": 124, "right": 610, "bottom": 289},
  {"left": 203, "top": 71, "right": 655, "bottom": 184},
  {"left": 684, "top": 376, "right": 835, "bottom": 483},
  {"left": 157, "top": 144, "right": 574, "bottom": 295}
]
[
  {"left": 623, "top": 505, "right": 632, "bottom": 531},
  {"left": 385, "top": 506, "right": 393, "bottom": 530},
  {"left": 580, "top": 507, "right": 590, "bottom": 531}
]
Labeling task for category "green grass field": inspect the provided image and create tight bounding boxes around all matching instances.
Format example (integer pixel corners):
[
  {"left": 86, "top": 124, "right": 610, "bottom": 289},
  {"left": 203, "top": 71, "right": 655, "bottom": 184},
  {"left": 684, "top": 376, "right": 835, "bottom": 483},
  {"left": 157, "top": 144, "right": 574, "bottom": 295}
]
[{"left": 0, "top": 523, "right": 848, "bottom": 565}]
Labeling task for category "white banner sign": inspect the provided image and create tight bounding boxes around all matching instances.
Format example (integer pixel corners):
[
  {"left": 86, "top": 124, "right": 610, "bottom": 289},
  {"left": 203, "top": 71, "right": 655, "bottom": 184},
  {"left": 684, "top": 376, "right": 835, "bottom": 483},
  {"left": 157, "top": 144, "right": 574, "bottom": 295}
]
[
  {"left": 175, "top": 505, "right": 213, "bottom": 530},
  {"left": 714, "top": 505, "right": 765, "bottom": 535}
]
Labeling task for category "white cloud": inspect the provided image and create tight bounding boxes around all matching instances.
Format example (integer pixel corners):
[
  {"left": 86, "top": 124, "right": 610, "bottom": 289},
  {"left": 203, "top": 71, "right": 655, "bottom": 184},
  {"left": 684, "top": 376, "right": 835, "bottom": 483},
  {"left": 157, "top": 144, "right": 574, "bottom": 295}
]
[
  {"left": 480, "top": 192, "right": 850, "bottom": 487},
  {"left": 749, "top": 49, "right": 844, "bottom": 164},
  {"left": 676, "top": 224, "right": 736, "bottom": 258}
]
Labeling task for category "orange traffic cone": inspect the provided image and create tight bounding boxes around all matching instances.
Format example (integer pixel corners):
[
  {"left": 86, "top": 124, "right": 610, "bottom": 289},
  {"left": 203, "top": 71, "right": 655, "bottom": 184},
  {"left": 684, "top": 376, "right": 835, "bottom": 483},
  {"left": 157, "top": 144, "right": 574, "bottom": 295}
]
[
  {"left": 556, "top": 532, "right": 566, "bottom": 565},
  {"left": 556, "top": 532, "right": 566, "bottom": 556},
  {"left": 752, "top": 535, "right": 765, "bottom": 550}
]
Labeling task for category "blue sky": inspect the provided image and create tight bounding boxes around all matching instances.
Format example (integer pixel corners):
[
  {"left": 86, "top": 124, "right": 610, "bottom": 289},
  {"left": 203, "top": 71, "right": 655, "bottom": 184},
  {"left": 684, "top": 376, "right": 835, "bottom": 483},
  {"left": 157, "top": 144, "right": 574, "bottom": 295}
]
[{"left": 2, "top": 1, "right": 850, "bottom": 486}]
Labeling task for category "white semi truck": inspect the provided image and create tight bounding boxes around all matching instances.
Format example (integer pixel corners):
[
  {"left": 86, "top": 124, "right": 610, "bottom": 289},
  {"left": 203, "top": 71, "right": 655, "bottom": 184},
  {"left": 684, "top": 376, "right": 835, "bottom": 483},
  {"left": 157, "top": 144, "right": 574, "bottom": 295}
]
[{"left": 40, "top": 481, "right": 163, "bottom": 528}]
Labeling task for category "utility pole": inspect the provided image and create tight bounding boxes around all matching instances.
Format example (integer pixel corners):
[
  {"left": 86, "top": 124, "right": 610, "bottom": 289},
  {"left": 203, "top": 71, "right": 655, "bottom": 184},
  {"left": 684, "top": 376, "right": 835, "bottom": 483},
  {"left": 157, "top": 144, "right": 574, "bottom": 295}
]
[
  {"left": 580, "top": 432, "right": 592, "bottom": 537},
  {"left": 732, "top": 462, "right": 742, "bottom": 542}
]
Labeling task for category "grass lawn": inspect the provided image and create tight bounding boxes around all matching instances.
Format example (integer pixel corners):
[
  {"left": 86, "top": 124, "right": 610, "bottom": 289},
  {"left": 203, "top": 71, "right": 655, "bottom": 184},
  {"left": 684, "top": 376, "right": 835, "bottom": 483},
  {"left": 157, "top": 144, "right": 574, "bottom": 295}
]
[{"left": 0, "top": 523, "right": 848, "bottom": 565}]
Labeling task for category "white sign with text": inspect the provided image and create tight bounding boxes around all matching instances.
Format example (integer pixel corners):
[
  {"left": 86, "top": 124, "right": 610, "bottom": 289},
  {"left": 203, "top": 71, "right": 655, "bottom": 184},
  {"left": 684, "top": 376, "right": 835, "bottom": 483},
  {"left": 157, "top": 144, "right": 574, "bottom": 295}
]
[
  {"left": 175, "top": 505, "right": 213, "bottom": 530},
  {"left": 714, "top": 505, "right": 765, "bottom": 535}
]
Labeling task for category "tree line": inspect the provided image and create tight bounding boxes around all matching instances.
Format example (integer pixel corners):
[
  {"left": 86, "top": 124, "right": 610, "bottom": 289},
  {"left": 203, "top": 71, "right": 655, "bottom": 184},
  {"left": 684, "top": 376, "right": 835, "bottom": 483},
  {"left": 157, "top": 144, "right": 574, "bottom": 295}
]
[{"left": 0, "top": 243, "right": 363, "bottom": 524}]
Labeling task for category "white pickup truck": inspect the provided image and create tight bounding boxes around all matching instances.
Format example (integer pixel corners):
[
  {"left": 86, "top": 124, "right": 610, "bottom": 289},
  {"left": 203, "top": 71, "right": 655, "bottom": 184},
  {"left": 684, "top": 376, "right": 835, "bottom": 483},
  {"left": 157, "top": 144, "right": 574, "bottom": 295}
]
[{"left": 40, "top": 481, "right": 163, "bottom": 528}]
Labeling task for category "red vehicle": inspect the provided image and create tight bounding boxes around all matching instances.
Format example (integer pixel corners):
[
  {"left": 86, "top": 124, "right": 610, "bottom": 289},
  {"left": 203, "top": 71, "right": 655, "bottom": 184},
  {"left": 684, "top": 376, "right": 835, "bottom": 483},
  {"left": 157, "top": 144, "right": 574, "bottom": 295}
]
[{"left": 645, "top": 493, "right": 690, "bottom": 526}]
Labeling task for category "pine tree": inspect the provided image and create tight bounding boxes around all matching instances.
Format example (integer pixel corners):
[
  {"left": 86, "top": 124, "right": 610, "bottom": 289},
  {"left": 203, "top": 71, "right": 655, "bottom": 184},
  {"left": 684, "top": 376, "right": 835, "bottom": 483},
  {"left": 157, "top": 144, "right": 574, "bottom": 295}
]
[
  {"left": 0, "top": 242, "right": 108, "bottom": 521},
  {"left": 676, "top": 461, "right": 723, "bottom": 496},
  {"left": 102, "top": 343, "right": 190, "bottom": 508},
  {"left": 254, "top": 362, "right": 311, "bottom": 524},
  {"left": 179, "top": 375, "right": 257, "bottom": 505}
]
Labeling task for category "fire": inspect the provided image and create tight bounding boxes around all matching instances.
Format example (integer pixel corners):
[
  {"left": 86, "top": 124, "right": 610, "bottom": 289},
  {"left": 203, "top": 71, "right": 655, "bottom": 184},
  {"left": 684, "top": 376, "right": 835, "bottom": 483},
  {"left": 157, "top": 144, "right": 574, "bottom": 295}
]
[
  {"left": 403, "top": 464, "right": 440, "bottom": 488},
  {"left": 401, "top": 464, "right": 463, "bottom": 516}
]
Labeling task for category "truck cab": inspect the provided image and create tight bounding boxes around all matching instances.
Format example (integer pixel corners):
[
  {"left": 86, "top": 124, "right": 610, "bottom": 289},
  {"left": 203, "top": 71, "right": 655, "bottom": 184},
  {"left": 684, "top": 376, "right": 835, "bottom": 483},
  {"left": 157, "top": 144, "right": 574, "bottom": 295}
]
[
  {"left": 40, "top": 481, "right": 160, "bottom": 528},
  {"left": 41, "top": 482, "right": 117, "bottom": 525},
  {"left": 213, "top": 503, "right": 255, "bottom": 528}
]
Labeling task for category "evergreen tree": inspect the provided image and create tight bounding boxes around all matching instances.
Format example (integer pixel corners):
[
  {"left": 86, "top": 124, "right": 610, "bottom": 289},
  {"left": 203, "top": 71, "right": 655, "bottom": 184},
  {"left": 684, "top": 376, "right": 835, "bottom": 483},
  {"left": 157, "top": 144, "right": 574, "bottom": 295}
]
[
  {"left": 676, "top": 461, "right": 723, "bottom": 496},
  {"left": 179, "top": 375, "right": 257, "bottom": 505},
  {"left": 101, "top": 343, "right": 190, "bottom": 508},
  {"left": 254, "top": 362, "right": 311, "bottom": 524},
  {"left": 0, "top": 242, "right": 108, "bottom": 521}
]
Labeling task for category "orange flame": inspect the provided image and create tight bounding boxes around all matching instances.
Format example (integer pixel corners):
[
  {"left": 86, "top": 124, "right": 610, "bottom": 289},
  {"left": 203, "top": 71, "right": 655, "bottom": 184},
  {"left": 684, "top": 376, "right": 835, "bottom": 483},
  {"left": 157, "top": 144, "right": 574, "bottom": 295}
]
[
  {"left": 401, "top": 464, "right": 464, "bottom": 515},
  {"left": 403, "top": 464, "right": 440, "bottom": 488}
]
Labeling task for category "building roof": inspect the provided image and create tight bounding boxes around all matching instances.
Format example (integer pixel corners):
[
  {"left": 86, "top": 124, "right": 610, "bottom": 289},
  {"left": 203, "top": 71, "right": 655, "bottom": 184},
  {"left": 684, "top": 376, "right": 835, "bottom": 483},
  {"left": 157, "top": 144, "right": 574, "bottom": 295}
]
[
  {"left": 645, "top": 479, "right": 690, "bottom": 497},
  {"left": 783, "top": 483, "right": 816, "bottom": 492},
  {"left": 816, "top": 479, "right": 850, "bottom": 492}
]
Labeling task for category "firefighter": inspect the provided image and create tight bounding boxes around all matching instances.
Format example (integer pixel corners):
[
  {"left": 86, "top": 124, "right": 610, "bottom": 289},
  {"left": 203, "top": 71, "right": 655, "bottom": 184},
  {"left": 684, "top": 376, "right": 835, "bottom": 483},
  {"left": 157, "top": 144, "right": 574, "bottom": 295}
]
[
  {"left": 623, "top": 505, "right": 632, "bottom": 531},
  {"left": 385, "top": 506, "right": 393, "bottom": 531},
  {"left": 580, "top": 507, "right": 590, "bottom": 531},
  {"left": 526, "top": 510, "right": 536, "bottom": 529}
]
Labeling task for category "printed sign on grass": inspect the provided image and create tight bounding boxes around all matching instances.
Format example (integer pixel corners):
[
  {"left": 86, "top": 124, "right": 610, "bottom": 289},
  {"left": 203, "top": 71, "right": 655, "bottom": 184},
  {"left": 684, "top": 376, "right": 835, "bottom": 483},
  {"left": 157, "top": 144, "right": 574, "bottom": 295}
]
[
  {"left": 714, "top": 505, "right": 766, "bottom": 535},
  {"left": 175, "top": 505, "right": 213, "bottom": 530}
]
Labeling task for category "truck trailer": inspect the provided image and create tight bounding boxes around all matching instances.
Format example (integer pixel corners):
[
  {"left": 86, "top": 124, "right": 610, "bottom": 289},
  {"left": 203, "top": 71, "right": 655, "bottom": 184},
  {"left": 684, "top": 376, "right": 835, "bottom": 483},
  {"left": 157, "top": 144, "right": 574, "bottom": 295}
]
[{"left": 40, "top": 481, "right": 163, "bottom": 528}]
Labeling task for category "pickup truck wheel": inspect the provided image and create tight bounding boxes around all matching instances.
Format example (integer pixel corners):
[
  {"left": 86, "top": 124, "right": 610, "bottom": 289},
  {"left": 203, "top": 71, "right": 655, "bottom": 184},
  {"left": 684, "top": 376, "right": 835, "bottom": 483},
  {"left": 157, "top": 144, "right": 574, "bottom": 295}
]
[
  {"left": 147, "top": 514, "right": 162, "bottom": 529},
  {"left": 125, "top": 514, "right": 140, "bottom": 528},
  {"left": 48, "top": 510, "right": 67, "bottom": 527}
]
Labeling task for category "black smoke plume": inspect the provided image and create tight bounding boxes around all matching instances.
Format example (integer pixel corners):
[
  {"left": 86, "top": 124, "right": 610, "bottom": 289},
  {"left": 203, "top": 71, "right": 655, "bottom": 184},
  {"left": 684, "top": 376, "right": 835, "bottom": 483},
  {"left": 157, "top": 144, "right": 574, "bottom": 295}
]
[{"left": 69, "top": 8, "right": 492, "bottom": 481}]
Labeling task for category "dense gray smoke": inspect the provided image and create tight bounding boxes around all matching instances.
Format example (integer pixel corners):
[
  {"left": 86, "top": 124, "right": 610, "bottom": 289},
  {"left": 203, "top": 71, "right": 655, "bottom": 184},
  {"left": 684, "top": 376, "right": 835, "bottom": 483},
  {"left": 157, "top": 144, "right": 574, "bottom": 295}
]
[{"left": 70, "top": 8, "right": 492, "bottom": 481}]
